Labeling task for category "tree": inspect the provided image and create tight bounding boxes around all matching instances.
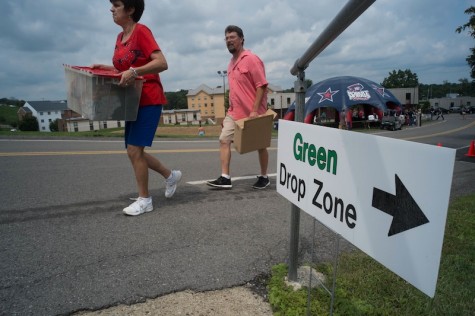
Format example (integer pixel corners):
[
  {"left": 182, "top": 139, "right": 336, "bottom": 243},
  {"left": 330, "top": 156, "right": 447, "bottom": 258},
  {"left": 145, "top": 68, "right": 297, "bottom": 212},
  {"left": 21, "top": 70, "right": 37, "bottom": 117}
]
[
  {"left": 165, "top": 90, "right": 188, "bottom": 109},
  {"left": 456, "top": 6, "right": 475, "bottom": 80},
  {"left": 19, "top": 116, "right": 39, "bottom": 131},
  {"left": 382, "top": 69, "right": 419, "bottom": 88},
  {"left": 49, "top": 119, "right": 59, "bottom": 132}
]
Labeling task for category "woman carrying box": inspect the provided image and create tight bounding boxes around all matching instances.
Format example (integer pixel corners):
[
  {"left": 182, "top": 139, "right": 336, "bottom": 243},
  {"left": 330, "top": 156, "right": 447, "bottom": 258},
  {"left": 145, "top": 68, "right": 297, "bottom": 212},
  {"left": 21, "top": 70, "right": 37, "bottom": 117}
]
[{"left": 92, "top": 0, "right": 181, "bottom": 216}]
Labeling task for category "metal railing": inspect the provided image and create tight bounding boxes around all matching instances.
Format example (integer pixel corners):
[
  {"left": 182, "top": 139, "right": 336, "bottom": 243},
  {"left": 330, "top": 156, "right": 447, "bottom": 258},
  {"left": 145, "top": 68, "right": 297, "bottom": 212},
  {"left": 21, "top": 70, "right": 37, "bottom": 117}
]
[{"left": 286, "top": 1, "right": 376, "bottom": 311}]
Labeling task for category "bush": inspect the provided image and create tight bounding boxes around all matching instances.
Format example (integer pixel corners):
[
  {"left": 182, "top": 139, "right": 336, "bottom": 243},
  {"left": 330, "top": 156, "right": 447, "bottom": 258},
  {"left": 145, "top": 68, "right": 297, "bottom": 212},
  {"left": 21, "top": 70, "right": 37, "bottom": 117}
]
[{"left": 19, "top": 116, "right": 39, "bottom": 131}]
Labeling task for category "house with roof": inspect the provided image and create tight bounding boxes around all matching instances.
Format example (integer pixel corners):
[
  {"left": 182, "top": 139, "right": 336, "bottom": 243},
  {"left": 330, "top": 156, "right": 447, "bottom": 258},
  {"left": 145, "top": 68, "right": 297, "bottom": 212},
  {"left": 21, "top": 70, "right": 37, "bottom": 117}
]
[
  {"left": 18, "top": 100, "right": 125, "bottom": 132},
  {"left": 19, "top": 100, "right": 71, "bottom": 132},
  {"left": 186, "top": 83, "right": 288, "bottom": 124},
  {"left": 186, "top": 84, "right": 223, "bottom": 123}
]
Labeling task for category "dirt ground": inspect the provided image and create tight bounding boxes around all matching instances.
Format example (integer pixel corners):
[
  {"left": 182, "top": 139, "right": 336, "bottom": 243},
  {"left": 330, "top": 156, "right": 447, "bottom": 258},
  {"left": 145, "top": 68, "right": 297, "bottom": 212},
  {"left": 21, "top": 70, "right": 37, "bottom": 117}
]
[{"left": 74, "top": 286, "right": 273, "bottom": 316}]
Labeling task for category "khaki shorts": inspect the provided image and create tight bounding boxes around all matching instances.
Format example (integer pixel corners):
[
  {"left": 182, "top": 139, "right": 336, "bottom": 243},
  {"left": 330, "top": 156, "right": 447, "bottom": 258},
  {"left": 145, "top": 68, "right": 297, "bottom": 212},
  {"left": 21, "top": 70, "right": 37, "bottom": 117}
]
[{"left": 219, "top": 116, "right": 236, "bottom": 142}]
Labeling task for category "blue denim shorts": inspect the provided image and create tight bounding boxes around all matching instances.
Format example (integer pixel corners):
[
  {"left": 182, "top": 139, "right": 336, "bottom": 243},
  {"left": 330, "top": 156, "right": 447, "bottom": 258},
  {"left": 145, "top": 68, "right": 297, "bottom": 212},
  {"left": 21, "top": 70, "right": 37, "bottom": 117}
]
[{"left": 124, "top": 105, "right": 162, "bottom": 148}]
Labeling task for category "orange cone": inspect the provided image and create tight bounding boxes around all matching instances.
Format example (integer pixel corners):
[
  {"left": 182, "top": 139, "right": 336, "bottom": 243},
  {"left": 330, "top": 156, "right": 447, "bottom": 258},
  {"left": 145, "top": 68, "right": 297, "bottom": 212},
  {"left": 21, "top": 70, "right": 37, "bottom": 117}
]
[{"left": 466, "top": 140, "right": 475, "bottom": 157}]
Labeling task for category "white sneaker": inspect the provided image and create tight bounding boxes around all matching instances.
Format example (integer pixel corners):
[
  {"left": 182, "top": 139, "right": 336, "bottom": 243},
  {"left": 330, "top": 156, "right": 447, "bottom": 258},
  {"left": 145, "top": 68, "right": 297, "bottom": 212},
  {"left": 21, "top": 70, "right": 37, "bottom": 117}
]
[
  {"left": 165, "top": 170, "right": 182, "bottom": 198},
  {"left": 123, "top": 197, "right": 153, "bottom": 216}
]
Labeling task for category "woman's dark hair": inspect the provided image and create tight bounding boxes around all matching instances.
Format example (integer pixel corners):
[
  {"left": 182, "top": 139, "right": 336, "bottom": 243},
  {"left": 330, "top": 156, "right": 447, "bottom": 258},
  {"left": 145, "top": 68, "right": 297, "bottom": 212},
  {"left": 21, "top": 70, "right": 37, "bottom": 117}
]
[{"left": 110, "top": 0, "right": 144, "bottom": 22}]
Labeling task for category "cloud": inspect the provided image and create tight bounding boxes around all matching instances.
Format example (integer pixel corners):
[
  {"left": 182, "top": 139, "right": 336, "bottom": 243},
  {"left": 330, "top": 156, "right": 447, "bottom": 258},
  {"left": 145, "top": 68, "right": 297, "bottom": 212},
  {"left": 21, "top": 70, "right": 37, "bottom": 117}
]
[{"left": 0, "top": 0, "right": 472, "bottom": 100}]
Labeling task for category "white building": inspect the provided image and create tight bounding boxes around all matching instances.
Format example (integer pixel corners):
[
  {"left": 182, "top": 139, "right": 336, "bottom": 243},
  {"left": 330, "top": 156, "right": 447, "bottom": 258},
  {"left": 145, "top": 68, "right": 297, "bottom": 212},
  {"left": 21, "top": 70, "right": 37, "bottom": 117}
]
[
  {"left": 162, "top": 109, "right": 201, "bottom": 125},
  {"left": 19, "top": 100, "right": 126, "bottom": 132},
  {"left": 62, "top": 117, "right": 124, "bottom": 132},
  {"left": 389, "top": 87, "right": 419, "bottom": 107},
  {"left": 429, "top": 95, "right": 475, "bottom": 110},
  {"left": 20, "top": 101, "right": 69, "bottom": 132},
  {"left": 267, "top": 90, "right": 295, "bottom": 118}
]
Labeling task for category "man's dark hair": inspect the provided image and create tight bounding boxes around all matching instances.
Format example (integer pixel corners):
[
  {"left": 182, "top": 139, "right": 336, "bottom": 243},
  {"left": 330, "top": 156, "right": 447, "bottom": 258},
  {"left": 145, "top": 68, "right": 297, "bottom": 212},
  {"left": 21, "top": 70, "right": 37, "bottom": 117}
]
[
  {"left": 225, "top": 25, "right": 244, "bottom": 40},
  {"left": 110, "top": 0, "right": 144, "bottom": 22}
]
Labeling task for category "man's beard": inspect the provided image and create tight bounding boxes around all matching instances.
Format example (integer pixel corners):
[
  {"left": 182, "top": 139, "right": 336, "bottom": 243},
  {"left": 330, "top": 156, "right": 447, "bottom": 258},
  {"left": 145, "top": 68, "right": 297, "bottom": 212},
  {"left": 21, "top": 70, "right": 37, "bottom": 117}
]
[{"left": 227, "top": 44, "right": 236, "bottom": 54}]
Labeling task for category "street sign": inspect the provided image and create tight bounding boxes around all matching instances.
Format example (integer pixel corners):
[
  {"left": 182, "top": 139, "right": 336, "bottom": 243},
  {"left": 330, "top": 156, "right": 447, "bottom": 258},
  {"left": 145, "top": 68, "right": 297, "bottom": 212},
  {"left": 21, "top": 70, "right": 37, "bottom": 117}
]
[{"left": 277, "top": 120, "right": 456, "bottom": 297}]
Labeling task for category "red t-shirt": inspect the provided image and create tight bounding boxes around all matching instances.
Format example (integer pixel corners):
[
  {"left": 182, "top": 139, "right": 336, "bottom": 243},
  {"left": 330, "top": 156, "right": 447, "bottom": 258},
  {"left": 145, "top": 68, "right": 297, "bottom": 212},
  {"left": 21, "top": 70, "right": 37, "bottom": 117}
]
[{"left": 113, "top": 23, "right": 167, "bottom": 106}]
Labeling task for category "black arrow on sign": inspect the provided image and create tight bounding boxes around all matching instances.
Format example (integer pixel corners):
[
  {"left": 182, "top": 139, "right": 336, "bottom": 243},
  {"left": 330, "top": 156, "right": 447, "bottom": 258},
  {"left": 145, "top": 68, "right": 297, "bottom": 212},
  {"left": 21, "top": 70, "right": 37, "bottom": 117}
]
[{"left": 372, "top": 174, "right": 429, "bottom": 237}]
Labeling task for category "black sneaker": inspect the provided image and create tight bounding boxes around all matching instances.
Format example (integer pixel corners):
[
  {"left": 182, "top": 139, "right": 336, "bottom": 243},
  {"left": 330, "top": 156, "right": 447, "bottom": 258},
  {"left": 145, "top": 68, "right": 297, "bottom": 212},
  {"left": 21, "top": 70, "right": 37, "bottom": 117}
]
[
  {"left": 207, "top": 176, "right": 232, "bottom": 189},
  {"left": 252, "top": 176, "right": 270, "bottom": 189}
]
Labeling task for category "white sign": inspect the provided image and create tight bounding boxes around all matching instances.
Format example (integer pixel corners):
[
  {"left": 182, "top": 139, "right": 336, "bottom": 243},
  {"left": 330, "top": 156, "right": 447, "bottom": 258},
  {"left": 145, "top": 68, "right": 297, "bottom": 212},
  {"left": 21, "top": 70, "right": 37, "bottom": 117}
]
[{"left": 277, "top": 120, "right": 456, "bottom": 297}]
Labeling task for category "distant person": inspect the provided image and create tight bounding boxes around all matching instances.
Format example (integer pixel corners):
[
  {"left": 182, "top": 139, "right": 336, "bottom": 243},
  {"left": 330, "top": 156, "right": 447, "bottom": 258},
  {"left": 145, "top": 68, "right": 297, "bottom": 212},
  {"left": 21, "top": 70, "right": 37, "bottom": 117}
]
[
  {"left": 345, "top": 109, "right": 353, "bottom": 130},
  {"left": 207, "top": 25, "right": 270, "bottom": 190},
  {"left": 92, "top": 0, "right": 181, "bottom": 216},
  {"left": 436, "top": 109, "right": 445, "bottom": 120}
]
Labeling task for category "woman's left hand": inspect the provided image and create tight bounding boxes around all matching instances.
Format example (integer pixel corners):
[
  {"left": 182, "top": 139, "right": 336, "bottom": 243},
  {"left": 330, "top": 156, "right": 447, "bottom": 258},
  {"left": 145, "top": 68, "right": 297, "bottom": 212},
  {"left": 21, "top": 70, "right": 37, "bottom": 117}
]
[{"left": 119, "top": 69, "right": 136, "bottom": 87}]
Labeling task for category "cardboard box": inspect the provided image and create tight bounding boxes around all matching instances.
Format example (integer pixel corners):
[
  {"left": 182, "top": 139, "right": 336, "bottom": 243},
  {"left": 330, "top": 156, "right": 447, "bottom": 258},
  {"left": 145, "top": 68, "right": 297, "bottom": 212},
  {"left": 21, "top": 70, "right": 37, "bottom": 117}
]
[
  {"left": 234, "top": 109, "right": 277, "bottom": 154},
  {"left": 64, "top": 65, "right": 143, "bottom": 121}
]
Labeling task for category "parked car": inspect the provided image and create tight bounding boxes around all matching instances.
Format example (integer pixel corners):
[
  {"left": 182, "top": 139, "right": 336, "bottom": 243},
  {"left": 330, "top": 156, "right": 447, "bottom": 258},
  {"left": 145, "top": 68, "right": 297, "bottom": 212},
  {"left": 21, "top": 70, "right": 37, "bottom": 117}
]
[
  {"left": 466, "top": 106, "right": 475, "bottom": 114},
  {"left": 450, "top": 106, "right": 462, "bottom": 113},
  {"left": 380, "top": 110, "right": 402, "bottom": 131}
]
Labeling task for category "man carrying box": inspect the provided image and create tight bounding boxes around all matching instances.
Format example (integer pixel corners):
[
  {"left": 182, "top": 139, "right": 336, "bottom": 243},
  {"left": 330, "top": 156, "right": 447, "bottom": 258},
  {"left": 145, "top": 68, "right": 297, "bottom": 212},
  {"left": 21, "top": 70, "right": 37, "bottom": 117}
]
[{"left": 207, "top": 25, "right": 270, "bottom": 190}]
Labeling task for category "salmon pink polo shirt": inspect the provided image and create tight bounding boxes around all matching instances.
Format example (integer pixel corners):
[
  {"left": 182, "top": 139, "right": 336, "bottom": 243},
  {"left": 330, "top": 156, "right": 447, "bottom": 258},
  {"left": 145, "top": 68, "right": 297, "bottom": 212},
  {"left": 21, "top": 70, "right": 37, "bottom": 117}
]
[{"left": 226, "top": 50, "right": 268, "bottom": 120}]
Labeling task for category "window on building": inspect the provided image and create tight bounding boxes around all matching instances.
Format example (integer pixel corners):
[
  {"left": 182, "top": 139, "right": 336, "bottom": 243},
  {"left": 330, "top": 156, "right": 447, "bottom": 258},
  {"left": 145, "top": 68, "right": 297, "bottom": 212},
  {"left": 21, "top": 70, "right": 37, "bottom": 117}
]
[
  {"left": 89, "top": 122, "right": 94, "bottom": 131},
  {"left": 48, "top": 111, "right": 51, "bottom": 115},
  {"left": 74, "top": 122, "right": 79, "bottom": 132},
  {"left": 287, "top": 98, "right": 291, "bottom": 105},
  {"left": 103, "top": 121, "right": 107, "bottom": 129},
  {"left": 270, "top": 98, "right": 275, "bottom": 106},
  {"left": 40, "top": 112, "right": 44, "bottom": 116},
  {"left": 117, "top": 121, "right": 121, "bottom": 128}
]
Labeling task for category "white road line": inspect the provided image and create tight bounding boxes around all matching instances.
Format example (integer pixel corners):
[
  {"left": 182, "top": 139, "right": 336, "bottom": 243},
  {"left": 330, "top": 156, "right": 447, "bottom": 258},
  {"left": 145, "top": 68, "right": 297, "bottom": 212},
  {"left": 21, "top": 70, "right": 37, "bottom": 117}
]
[{"left": 187, "top": 173, "right": 277, "bottom": 185}]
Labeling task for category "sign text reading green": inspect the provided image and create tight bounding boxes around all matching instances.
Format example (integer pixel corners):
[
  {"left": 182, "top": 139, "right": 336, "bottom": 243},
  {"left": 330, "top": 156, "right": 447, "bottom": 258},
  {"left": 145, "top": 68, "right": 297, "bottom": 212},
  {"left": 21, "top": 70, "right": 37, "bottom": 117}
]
[{"left": 293, "top": 132, "right": 338, "bottom": 175}]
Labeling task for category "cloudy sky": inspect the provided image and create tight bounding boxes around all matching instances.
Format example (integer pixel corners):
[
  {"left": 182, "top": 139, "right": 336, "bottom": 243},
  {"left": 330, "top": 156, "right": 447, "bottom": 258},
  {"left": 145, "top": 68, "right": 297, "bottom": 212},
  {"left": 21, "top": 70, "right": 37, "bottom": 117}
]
[{"left": 0, "top": 0, "right": 473, "bottom": 101}]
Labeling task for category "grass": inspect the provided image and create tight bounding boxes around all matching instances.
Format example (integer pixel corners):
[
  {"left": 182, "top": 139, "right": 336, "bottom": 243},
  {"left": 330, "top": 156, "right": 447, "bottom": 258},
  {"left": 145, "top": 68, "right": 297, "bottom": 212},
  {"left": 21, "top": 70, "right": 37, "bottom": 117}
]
[
  {"left": 268, "top": 193, "right": 475, "bottom": 315},
  {"left": 0, "top": 105, "right": 20, "bottom": 127}
]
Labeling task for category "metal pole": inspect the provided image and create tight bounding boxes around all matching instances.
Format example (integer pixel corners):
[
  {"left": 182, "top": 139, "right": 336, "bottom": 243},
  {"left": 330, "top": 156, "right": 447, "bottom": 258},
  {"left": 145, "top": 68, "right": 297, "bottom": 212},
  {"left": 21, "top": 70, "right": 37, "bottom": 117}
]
[
  {"left": 290, "top": 0, "right": 375, "bottom": 76},
  {"left": 287, "top": 0, "right": 375, "bottom": 284},
  {"left": 217, "top": 70, "right": 227, "bottom": 111},
  {"left": 288, "top": 71, "right": 307, "bottom": 281}
]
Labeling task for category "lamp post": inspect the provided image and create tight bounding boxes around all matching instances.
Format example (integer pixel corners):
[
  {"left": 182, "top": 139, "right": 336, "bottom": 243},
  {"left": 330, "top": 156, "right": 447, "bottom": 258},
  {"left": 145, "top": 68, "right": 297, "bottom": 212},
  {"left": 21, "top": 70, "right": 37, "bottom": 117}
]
[{"left": 217, "top": 70, "right": 227, "bottom": 109}]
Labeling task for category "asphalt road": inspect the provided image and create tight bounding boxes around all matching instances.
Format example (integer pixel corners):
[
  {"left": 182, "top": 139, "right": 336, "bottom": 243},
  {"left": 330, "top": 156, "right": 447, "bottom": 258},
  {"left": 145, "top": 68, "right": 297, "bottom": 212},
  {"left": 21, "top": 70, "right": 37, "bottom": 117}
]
[{"left": 1, "top": 114, "right": 474, "bottom": 315}]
